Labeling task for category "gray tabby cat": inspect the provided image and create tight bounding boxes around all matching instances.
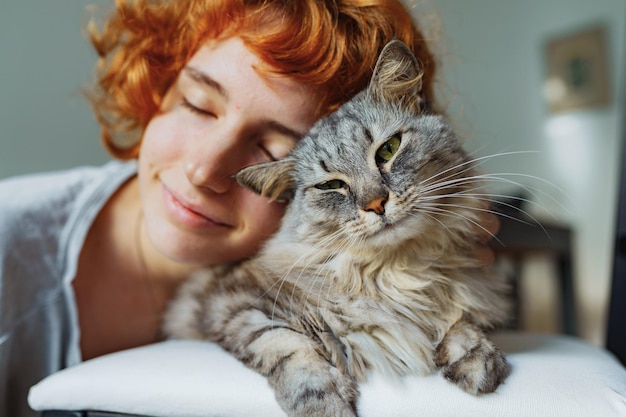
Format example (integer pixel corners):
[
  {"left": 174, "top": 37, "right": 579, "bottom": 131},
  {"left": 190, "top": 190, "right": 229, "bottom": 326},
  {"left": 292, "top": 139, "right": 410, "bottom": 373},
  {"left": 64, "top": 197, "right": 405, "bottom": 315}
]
[{"left": 164, "top": 39, "right": 511, "bottom": 417}]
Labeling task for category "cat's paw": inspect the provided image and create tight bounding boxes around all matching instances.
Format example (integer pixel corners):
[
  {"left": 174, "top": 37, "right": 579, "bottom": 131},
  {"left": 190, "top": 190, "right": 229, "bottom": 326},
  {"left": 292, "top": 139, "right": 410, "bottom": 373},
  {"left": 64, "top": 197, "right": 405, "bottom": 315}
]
[
  {"left": 438, "top": 341, "right": 510, "bottom": 394},
  {"left": 275, "top": 364, "right": 357, "bottom": 417},
  {"left": 436, "top": 322, "right": 510, "bottom": 395},
  {"left": 295, "top": 369, "right": 357, "bottom": 417},
  {"left": 292, "top": 391, "right": 357, "bottom": 417}
]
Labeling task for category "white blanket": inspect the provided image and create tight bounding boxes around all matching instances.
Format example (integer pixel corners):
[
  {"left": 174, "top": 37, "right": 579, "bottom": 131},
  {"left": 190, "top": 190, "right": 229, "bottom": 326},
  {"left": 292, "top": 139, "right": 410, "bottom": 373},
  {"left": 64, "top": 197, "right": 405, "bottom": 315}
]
[{"left": 28, "top": 332, "right": 626, "bottom": 417}]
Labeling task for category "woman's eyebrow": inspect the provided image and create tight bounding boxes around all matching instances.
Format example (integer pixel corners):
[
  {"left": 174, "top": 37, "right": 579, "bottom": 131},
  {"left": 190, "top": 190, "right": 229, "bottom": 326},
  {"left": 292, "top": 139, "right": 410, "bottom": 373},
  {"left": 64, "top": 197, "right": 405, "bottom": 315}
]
[
  {"left": 183, "top": 66, "right": 306, "bottom": 141},
  {"left": 183, "top": 66, "right": 228, "bottom": 99},
  {"left": 264, "top": 120, "right": 306, "bottom": 141}
]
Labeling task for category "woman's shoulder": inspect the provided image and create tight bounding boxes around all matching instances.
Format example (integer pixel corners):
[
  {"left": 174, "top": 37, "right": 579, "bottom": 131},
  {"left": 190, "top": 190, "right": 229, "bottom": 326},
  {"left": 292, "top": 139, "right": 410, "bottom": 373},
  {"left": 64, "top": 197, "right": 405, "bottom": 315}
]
[
  {"left": 0, "top": 160, "right": 135, "bottom": 201},
  {"left": 0, "top": 160, "right": 137, "bottom": 252},
  {"left": 0, "top": 160, "right": 136, "bottom": 214}
]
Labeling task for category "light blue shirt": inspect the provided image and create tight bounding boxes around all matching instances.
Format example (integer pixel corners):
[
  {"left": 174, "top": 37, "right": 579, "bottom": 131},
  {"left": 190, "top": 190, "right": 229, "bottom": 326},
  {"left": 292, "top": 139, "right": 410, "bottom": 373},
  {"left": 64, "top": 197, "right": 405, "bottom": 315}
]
[{"left": 0, "top": 160, "right": 137, "bottom": 417}]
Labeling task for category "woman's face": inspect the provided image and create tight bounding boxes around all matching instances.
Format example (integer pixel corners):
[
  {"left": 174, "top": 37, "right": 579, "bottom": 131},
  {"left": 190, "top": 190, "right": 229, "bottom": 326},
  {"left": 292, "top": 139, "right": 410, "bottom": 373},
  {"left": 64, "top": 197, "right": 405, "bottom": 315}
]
[{"left": 138, "top": 37, "right": 318, "bottom": 265}]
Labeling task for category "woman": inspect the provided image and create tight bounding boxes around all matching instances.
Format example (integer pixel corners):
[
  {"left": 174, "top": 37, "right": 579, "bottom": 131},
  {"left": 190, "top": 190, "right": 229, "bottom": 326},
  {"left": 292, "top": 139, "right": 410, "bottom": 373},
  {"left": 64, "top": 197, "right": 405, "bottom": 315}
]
[{"left": 0, "top": 1, "right": 497, "bottom": 416}]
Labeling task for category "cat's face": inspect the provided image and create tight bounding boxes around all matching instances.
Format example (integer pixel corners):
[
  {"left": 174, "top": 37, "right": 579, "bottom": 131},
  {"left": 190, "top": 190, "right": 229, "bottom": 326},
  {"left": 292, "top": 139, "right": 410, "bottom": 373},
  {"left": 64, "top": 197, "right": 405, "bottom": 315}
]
[
  {"left": 290, "top": 107, "right": 471, "bottom": 247},
  {"left": 237, "top": 40, "right": 480, "bottom": 249}
]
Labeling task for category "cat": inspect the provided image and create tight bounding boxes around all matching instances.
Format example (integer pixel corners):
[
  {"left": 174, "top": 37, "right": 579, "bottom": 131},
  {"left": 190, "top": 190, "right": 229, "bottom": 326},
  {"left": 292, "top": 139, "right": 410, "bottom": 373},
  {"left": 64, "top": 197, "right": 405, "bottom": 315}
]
[{"left": 164, "top": 39, "right": 511, "bottom": 417}]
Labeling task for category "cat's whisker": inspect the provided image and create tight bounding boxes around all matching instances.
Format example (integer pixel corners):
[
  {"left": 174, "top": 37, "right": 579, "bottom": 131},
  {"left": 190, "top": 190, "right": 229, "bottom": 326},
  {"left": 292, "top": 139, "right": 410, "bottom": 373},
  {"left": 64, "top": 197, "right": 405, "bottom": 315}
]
[
  {"left": 453, "top": 192, "right": 530, "bottom": 203},
  {"left": 418, "top": 205, "right": 504, "bottom": 246},
  {"left": 478, "top": 172, "right": 564, "bottom": 192},
  {"left": 245, "top": 269, "right": 297, "bottom": 328},
  {"left": 427, "top": 201, "right": 550, "bottom": 238},
  {"left": 416, "top": 151, "right": 535, "bottom": 191},
  {"left": 420, "top": 175, "right": 488, "bottom": 195},
  {"left": 300, "top": 230, "right": 363, "bottom": 320},
  {"left": 419, "top": 162, "right": 479, "bottom": 191},
  {"left": 272, "top": 230, "right": 345, "bottom": 322},
  {"left": 271, "top": 253, "right": 321, "bottom": 323},
  {"left": 288, "top": 225, "right": 366, "bottom": 311},
  {"left": 418, "top": 190, "right": 524, "bottom": 212},
  {"left": 455, "top": 171, "right": 561, "bottom": 198},
  {"left": 419, "top": 171, "right": 569, "bottom": 221},
  {"left": 452, "top": 193, "right": 549, "bottom": 221},
  {"left": 415, "top": 210, "right": 456, "bottom": 236},
  {"left": 423, "top": 170, "right": 497, "bottom": 187},
  {"left": 421, "top": 169, "right": 549, "bottom": 193},
  {"left": 466, "top": 150, "right": 540, "bottom": 168},
  {"left": 319, "top": 233, "right": 363, "bottom": 314},
  {"left": 417, "top": 153, "right": 490, "bottom": 187},
  {"left": 286, "top": 230, "right": 345, "bottom": 304},
  {"left": 476, "top": 173, "right": 571, "bottom": 217},
  {"left": 462, "top": 194, "right": 541, "bottom": 218}
]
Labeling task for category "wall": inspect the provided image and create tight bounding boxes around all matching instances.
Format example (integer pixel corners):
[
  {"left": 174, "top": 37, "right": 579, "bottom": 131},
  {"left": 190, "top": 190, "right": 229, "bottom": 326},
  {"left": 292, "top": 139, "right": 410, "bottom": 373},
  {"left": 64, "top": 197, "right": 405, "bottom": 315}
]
[
  {"left": 0, "top": 0, "right": 110, "bottom": 180},
  {"left": 411, "top": 0, "right": 625, "bottom": 345}
]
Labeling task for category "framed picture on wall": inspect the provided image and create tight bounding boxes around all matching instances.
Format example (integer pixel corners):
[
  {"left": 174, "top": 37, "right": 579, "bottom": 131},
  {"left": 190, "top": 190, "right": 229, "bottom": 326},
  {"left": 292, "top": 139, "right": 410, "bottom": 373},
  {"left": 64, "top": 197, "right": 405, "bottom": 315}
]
[{"left": 543, "top": 24, "right": 611, "bottom": 114}]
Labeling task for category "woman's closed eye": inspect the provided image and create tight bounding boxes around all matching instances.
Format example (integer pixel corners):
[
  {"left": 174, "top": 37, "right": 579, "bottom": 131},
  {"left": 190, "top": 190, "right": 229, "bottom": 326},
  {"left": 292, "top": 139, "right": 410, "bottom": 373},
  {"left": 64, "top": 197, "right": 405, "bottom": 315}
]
[
  {"left": 257, "top": 144, "right": 278, "bottom": 162},
  {"left": 181, "top": 97, "right": 216, "bottom": 118},
  {"left": 257, "top": 135, "right": 298, "bottom": 163}
]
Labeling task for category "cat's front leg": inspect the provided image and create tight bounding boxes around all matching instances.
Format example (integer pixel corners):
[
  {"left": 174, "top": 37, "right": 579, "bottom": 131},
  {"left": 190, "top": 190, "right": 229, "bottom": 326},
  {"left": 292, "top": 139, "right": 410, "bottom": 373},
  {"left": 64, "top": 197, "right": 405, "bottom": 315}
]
[
  {"left": 435, "top": 320, "right": 510, "bottom": 394},
  {"left": 204, "top": 290, "right": 358, "bottom": 417},
  {"left": 165, "top": 270, "right": 358, "bottom": 416},
  {"left": 216, "top": 310, "right": 358, "bottom": 417}
]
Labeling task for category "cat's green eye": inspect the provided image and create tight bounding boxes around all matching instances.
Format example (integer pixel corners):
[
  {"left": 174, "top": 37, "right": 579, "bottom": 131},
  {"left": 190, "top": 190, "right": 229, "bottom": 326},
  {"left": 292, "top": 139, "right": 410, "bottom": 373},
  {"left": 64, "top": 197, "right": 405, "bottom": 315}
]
[
  {"left": 376, "top": 135, "right": 401, "bottom": 164},
  {"left": 315, "top": 179, "right": 346, "bottom": 190}
]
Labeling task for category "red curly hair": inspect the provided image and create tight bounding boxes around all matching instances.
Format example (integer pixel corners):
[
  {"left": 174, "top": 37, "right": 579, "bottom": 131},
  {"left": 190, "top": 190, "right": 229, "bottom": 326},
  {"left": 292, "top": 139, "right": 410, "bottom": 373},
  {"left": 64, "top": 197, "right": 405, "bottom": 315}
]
[{"left": 88, "top": 0, "right": 438, "bottom": 159}]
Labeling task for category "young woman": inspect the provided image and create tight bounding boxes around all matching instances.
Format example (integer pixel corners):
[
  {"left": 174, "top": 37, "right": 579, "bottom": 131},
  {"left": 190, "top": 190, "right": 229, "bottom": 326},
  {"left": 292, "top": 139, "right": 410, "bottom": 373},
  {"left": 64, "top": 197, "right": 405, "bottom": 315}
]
[{"left": 0, "top": 1, "right": 497, "bottom": 416}]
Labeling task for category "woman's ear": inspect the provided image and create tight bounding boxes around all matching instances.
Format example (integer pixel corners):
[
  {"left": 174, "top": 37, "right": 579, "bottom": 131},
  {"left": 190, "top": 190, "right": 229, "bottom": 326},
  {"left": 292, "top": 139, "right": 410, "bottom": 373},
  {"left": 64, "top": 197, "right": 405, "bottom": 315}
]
[{"left": 235, "top": 158, "right": 296, "bottom": 202}]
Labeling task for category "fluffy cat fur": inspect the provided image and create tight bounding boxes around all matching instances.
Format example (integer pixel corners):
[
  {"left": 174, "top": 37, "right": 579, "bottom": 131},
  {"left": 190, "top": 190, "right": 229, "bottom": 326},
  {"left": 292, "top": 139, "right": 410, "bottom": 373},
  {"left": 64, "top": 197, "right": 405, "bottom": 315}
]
[{"left": 164, "top": 40, "right": 511, "bottom": 417}]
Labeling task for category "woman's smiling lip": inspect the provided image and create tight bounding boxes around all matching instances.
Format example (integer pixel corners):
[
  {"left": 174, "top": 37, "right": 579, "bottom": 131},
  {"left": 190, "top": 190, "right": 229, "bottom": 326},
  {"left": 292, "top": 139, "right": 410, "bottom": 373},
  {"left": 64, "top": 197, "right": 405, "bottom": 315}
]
[{"left": 161, "top": 184, "right": 232, "bottom": 229}]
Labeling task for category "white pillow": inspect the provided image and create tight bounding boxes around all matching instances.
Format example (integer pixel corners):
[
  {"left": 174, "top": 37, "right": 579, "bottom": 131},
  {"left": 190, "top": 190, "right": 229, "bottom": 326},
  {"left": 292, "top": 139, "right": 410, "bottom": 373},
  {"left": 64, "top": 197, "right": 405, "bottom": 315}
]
[{"left": 29, "top": 332, "right": 626, "bottom": 417}]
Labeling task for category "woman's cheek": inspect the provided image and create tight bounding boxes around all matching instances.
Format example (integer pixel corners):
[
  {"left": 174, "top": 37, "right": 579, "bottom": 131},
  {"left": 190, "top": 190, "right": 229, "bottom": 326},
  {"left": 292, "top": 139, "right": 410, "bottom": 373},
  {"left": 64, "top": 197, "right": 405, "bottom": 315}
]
[{"left": 241, "top": 190, "right": 287, "bottom": 236}]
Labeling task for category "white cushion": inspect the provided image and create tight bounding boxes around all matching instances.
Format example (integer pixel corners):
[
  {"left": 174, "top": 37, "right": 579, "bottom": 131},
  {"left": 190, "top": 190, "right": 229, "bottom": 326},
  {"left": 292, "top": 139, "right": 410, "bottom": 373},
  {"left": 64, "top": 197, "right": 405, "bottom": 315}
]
[{"left": 29, "top": 332, "right": 626, "bottom": 417}]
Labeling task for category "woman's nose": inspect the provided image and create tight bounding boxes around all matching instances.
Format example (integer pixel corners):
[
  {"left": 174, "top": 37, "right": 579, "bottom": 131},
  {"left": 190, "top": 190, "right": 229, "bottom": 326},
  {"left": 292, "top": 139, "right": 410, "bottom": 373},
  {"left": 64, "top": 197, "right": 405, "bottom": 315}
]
[{"left": 183, "top": 129, "right": 244, "bottom": 194}]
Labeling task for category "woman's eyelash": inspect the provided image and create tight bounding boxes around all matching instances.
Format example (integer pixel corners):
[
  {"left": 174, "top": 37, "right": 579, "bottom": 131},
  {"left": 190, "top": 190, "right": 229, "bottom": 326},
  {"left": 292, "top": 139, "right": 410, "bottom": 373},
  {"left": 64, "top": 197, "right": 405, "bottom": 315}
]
[
  {"left": 181, "top": 98, "right": 214, "bottom": 117},
  {"left": 180, "top": 97, "right": 280, "bottom": 162},
  {"left": 180, "top": 98, "right": 277, "bottom": 162},
  {"left": 258, "top": 145, "right": 277, "bottom": 162}
]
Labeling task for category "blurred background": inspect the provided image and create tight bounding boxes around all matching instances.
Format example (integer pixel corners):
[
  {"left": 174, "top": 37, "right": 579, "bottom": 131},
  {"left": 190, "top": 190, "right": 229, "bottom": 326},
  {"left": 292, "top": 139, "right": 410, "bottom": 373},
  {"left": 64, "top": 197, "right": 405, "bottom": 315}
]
[
  {"left": 0, "top": 0, "right": 111, "bottom": 177},
  {"left": 1, "top": 0, "right": 624, "bottom": 346},
  {"left": 410, "top": 0, "right": 625, "bottom": 346}
]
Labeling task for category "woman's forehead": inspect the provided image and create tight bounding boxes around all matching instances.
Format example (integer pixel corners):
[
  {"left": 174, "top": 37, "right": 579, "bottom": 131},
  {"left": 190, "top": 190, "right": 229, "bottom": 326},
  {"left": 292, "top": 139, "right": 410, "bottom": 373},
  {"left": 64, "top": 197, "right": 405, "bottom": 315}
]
[{"left": 186, "top": 37, "right": 319, "bottom": 130}]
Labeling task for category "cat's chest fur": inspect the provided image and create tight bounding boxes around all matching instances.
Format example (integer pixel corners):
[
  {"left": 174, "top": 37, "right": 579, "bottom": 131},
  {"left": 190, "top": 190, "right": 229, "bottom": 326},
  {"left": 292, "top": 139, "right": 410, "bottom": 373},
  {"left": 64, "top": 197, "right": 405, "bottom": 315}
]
[{"left": 252, "top": 243, "right": 466, "bottom": 381}]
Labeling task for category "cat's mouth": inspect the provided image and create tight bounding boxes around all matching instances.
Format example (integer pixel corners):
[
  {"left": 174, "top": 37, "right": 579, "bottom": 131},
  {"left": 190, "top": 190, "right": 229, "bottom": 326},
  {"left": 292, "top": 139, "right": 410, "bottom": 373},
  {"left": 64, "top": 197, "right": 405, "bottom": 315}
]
[{"left": 365, "top": 213, "right": 424, "bottom": 246}]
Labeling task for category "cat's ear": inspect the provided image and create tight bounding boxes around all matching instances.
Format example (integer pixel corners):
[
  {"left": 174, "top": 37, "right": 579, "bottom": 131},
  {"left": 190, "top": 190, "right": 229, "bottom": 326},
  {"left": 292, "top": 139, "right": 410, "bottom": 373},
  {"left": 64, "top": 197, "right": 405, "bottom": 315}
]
[
  {"left": 368, "top": 39, "right": 425, "bottom": 113},
  {"left": 235, "top": 158, "right": 296, "bottom": 202}
]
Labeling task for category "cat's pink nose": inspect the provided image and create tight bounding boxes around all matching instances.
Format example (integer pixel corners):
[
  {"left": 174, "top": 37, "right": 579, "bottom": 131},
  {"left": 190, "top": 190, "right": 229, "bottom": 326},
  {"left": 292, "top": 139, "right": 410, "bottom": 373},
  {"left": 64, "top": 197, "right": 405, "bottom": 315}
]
[{"left": 365, "top": 197, "right": 386, "bottom": 215}]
